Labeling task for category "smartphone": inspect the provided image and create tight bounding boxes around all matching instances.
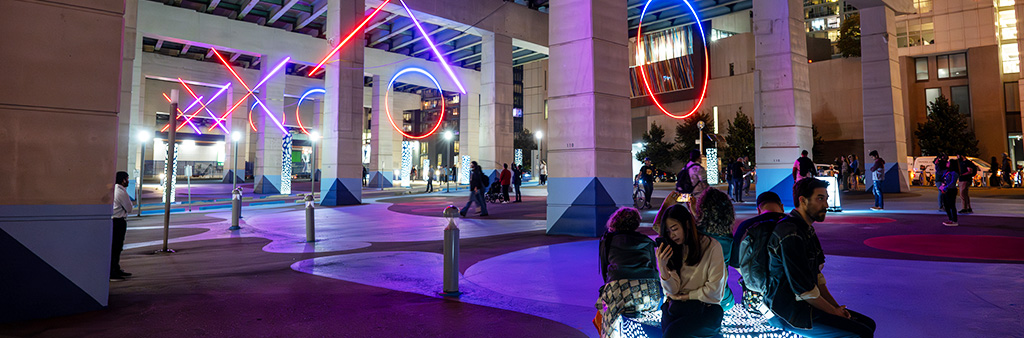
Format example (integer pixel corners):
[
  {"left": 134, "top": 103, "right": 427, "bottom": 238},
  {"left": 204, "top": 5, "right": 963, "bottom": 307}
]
[
  {"left": 655, "top": 236, "right": 670, "bottom": 248},
  {"left": 676, "top": 194, "right": 690, "bottom": 203}
]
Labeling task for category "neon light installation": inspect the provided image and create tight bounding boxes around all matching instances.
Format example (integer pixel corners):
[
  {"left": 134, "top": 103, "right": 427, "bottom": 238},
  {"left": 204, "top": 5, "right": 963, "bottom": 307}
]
[
  {"left": 385, "top": 67, "right": 445, "bottom": 139},
  {"left": 160, "top": 93, "right": 204, "bottom": 134},
  {"left": 296, "top": 88, "right": 326, "bottom": 135},
  {"left": 308, "top": 0, "right": 392, "bottom": 76},
  {"left": 209, "top": 49, "right": 290, "bottom": 133},
  {"left": 178, "top": 79, "right": 232, "bottom": 133},
  {"left": 636, "top": 0, "right": 709, "bottom": 119},
  {"left": 399, "top": 0, "right": 467, "bottom": 94},
  {"left": 248, "top": 101, "right": 287, "bottom": 133}
]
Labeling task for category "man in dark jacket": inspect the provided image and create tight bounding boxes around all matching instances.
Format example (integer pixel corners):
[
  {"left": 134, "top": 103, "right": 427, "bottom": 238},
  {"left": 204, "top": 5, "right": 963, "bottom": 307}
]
[
  {"left": 765, "top": 178, "right": 875, "bottom": 337},
  {"left": 460, "top": 161, "right": 488, "bottom": 217},
  {"left": 512, "top": 165, "right": 523, "bottom": 202}
]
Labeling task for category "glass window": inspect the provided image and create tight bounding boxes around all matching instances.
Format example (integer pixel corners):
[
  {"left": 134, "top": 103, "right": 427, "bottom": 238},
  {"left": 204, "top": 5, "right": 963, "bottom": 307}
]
[
  {"left": 937, "top": 55, "right": 949, "bottom": 78},
  {"left": 950, "top": 86, "right": 971, "bottom": 115},
  {"left": 897, "top": 17, "right": 934, "bottom": 47},
  {"left": 925, "top": 88, "right": 942, "bottom": 113},
  {"left": 915, "top": 58, "right": 929, "bottom": 80},
  {"left": 1003, "top": 43, "right": 1020, "bottom": 74},
  {"left": 937, "top": 53, "right": 967, "bottom": 78},
  {"left": 1005, "top": 82, "right": 1020, "bottom": 112},
  {"left": 914, "top": 0, "right": 933, "bottom": 14}
]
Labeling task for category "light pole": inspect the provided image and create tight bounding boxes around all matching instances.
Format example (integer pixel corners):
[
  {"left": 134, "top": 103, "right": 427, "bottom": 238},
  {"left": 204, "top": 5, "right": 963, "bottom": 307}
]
[
  {"left": 310, "top": 131, "right": 320, "bottom": 198},
  {"left": 231, "top": 131, "right": 242, "bottom": 191},
  {"left": 444, "top": 130, "right": 453, "bottom": 192},
  {"left": 136, "top": 130, "right": 152, "bottom": 217},
  {"left": 535, "top": 130, "right": 543, "bottom": 181}
]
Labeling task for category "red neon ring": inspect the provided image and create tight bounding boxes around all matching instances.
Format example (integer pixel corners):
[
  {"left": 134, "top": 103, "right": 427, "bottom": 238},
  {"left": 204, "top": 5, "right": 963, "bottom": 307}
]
[
  {"left": 636, "top": 0, "right": 709, "bottom": 119},
  {"left": 384, "top": 68, "right": 446, "bottom": 140},
  {"left": 248, "top": 102, "right": 287, "bottom": 132}
]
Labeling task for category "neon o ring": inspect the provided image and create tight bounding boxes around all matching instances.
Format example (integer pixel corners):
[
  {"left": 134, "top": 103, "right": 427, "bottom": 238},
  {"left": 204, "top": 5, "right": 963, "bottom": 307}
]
[
  {"left": 385, "top": 67, "right": 445, "bottom": 139},
  {"left": 296, "top": 88, "right": 326, "bottom": 135},
  {"left": 637, "top": 0, "right": 709, "bottom": 119},
  {"left": 248, "top": 102, "right": 287, "bottom": 132}
]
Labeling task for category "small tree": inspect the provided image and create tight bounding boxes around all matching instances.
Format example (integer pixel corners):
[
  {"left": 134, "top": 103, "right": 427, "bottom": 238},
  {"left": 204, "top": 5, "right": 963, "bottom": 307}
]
[
  {"left": 514, "top": 128, "right": 538, "bottom": 170},
  {"left": 673, "top": 112, "right": 714, "bottom": 161},
  {"left": 914, "top": 95, "right": 980, "bottom": 157},
  {"left": 636, "top": 122, "right": 676, "bottom": 172},
  {"left": 723, "top": 108, "right": 755, "bottom": 163},
  {"left": 837, "top": 14, "right": 861, "bottom": 58},
  {"left": 812, "top": 125, "right": 825, "bottom": 162}
]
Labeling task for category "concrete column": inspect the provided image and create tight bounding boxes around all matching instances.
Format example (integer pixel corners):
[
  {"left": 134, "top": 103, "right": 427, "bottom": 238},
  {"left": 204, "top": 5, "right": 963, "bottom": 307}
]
[
  {"left": 369, "top": 74, "right": 394, "bottom": 187},
  {"left": 320, "top": 0, "right": 365, "bottom": 205},
  {"left": 1016, "top": 1, "right": 1024, "bottom": 143},
  {"left": 253, "top": 53, "right": 288, "bottom": 194},
  {"left": 546, "top": 0, "right": 633, "bottom": 237},
  {"left": 860, "top": 5, "right": 909, "bottom": 193},
  {"left": 458, "top": 92, "right": 480, "bottom": 168},
  {"left": 753, "top": 0, "right": 814, "bottom": 207},
  {"left": 479, "top": 32, "right": 515, "bottom": 176},
  {"left": 312, "top": 96, "right": 322, "bottom": 181},
  {"left": 0, "top": 0, "right": 125, "bottom": 322},
  {"left": 117, "top": 0, "right": 142, "bottom": 199},
  {"left": 224, "top": 86, "right": 249, "bottom": 183}
]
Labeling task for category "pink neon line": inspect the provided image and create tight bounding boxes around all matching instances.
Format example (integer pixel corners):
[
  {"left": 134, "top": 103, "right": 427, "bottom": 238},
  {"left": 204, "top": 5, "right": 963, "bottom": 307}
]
[
  {"left": 208, "top": 49, "right": 290, "bottom": 132},
  {"left": 178, "top": 79, "right": 232, "bottom": 133},
  {"left": 161, "top": 93, "right": 204, "bottom": 133},
  {"left": 399, "top": 0, "right": 466, "bottom": 94},
  {"left": 308, "top": 0, "right": 392, "bottom": 76}
]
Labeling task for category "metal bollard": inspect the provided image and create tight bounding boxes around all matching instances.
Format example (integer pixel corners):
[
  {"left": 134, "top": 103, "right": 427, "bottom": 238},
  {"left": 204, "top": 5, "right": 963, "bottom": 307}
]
[
  {"left": 229, "top": 188, "right": 242, "bottom": 230},
  {"left": 305, "top": 195, "right": 315, "bottom": 242},
  {"left": 440, "top": 205, "right": 461, "bottom": 297}
]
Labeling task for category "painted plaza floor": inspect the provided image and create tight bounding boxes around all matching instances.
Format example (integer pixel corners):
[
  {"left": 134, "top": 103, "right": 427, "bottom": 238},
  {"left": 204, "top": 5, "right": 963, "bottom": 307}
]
[{"left": 1, "top": 183, "right": 1022, "bottom": 337}]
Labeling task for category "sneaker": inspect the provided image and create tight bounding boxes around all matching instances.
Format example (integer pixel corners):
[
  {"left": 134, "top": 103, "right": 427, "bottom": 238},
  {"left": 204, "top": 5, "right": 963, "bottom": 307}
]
[
  {"left": 479, "top": 213, "right": 488, "bottom": 217},
  {"left": 459, "top": 210, "right": 467, "bottom": 217},
  {"left": 943, "top": 221, "right": 959, "bottom": 227},
  {"left": 958, "top": 209, "right": 972, "bottom": 214},
  {"left": 870, "top": 207, "right": 882, "bottom": 211},
  {"left": 966, "top": 208, "right": 974, "bottom": 213},
  {"left": 118, "top": 270, "right": 132, "bottom": 277},
  {"left": 110, "top": 275, "right": 126, "bottom": 282}
]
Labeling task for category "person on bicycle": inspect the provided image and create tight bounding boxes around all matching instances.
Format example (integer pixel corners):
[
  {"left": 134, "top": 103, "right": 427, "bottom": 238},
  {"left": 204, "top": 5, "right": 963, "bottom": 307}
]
[{"left": 638, "top": 158, "right": 656, "bottom": 209}]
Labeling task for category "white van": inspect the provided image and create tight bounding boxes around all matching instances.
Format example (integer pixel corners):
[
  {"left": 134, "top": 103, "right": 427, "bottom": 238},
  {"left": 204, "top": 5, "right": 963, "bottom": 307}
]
[{"left": 910, "top": 156, "right": 992, "bottom": 186}]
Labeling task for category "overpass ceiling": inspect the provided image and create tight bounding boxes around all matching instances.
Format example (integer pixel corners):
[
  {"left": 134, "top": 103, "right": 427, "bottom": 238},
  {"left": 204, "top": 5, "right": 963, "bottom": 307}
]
[{"left": 146, "top": 0, "right": 750, "bottom": 71}]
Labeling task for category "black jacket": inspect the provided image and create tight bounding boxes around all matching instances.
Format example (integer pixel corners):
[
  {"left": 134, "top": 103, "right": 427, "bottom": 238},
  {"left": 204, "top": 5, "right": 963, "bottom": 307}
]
[
  {"left": 470, "top": 169, "right": 486, "bottom": 191},
  {"left": 599, "top": 231, "right": 659, "bottom": 283},
  {"left": 766, "top": 210, "right": 826, "bottom": 329}
]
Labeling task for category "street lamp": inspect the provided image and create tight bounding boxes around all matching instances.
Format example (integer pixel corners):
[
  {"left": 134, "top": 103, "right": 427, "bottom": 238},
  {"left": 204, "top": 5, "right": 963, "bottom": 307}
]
[
  {"left": 444, "top": 130, "right": 453, "bottom": 192},
  {"left": 535, "top": 130, "right": 543, "bottom": 181},
  {"left": 136, "top": 130, "right": 152, "bottom": 217},
  {"left": 231, "top": 131, "right": 241, "bottom": 191},
  {"left": 310, "top": 131, "right": 320, "bottom": 198}
]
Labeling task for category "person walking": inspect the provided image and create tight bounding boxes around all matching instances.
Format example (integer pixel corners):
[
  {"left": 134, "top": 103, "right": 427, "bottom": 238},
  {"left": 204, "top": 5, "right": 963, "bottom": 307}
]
[
  {"left": 424, "top": 167, "right": 434, "bottom": 193},
  {"left": 639, "top": 158, "right": 656, "bottom": 209},
  {"left": 111, "top": 171, "right": 134, "bottom": 282},
  {"left": 460, "top": 162, "right": 488, "bottom": 217},
  {"left": 512, "top": 164, "right": 523, "bottom": 202},
  {"left": 362, "top": 166, "right": 368, "bottom": 186},
  {"left": 793, "top": 150, "right": 815, "bottom": 182},
  {"left": 954, "top": 153, "right": 977, "bottom": 214},
  {"left": 869, "top": 150, "right": 885, "bottom": 210},
  {"left": 539, "top": 161, "right": 548, "bottom": 185},
  {"left": 1002, "top": 153, "right": 1013, "bottom": 187},
  {"left": 938, "top": 158, "right": 959, "bottom": 226},
  {"left": 499, "top": 163, "right": 512, "bottom": 203}
]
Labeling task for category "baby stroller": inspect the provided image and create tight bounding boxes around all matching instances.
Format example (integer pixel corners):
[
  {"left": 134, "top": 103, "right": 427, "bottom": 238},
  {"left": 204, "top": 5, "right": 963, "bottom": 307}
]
[{"left": 485, "top": 180, "right": 503, "bottom": 204}]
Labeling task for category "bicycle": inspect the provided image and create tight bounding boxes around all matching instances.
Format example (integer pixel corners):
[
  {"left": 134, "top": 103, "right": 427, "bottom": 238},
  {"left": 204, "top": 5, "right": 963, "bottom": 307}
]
[{"left": 633, "top": 178, "right": 647, "bottom": 210}]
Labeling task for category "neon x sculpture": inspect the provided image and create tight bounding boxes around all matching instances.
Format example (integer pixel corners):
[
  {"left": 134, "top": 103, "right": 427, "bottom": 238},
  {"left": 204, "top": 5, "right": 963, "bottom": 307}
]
[
  {"left": 209, "top": 48, "right": 290, "bottom": 134},
  {"left": 636, "top": 0, "right": 709, "bottom": 119},
  {"left": 160, "top": 93, "right": 205, "bottom": 134}
]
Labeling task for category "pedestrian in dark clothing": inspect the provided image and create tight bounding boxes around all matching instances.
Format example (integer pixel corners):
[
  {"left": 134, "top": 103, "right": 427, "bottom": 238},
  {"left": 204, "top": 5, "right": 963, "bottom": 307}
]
[
  {"left": 638, "top": 158, "right": 656, "bottom": 209},
  {"left": 729, "top": 157, "right": 746, "bottom": 203},
  {"left": 989, "top": 156, "right": 1000, "bottom": 188},
  {"left": 460, "top": 162, "right": 488, "bottom": 217},
  {"left": 954, "top": 153, "right": 977, "bottom": 214},
  {"left": 425, "top": 167, "right": 434, "bottom": 193},
  {"left": 1002, "top": 154, "right": 1013, "bottom": 187},
  {"left": 500, "top": 163, "right": 512, "bottom": 202},
  {"left": 869, "top": 150, "right": 885, "bottom": 210},
  {"left": 934, "top": 155, "right": 948, "bottom": 211},
  {"left": 111, "top": 171, "right": 134, "bottom": 281},
  {"left": 513, "top": 165, "right": 523, "bottom": 202},
  {"left": 362, "top": 166, "right": 368, "bottom": 186},
  {"left": 938, "top": 159, "right": 959, "bottom": 226},
  {"left": 793, "top": 150, "right": 815, "bottom": 182}
]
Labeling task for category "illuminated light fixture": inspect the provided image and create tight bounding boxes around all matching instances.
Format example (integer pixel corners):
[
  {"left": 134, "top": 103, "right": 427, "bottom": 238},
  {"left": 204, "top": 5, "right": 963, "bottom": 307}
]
[
  {"left": 247, "top": 101, "right": 288, "bottom": 133},
  {"left": 295, "top": 88, "right": 326, "bottom": 135},
  {"left": 160, "top": 93, "right": 204, "bottom": 134},
  {"left": 399, "top": 0, "right": 467, "bottom": 94},
  {"left": 177, "top": 79, "right": 232, "bottom": 133},
  {"left": 308, "top": 0, "right": 392, "bottom": 76},
  {"left": 385, "top": 67, "right": 445, "bottom": 139},
  {"left": 208, "top": 49, "right": 290, "bottom": 133},
  {"left": 636, "top": 0, "right": 709, "bottom": 119}
]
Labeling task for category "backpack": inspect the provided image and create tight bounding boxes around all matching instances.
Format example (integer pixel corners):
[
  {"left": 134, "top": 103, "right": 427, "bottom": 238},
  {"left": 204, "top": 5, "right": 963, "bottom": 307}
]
[
  {"left": 735, "top": 214, "right": 786, "bottom": 313},
  {"left": 676, "top": 163, "right": 696, "bottom": 194}
]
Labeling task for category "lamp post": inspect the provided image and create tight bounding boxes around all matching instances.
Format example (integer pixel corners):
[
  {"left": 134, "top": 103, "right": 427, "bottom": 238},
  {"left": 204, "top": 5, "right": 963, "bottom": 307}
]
[
  {"left": 535, "top": 130, "right": 543, "bottom": 180},
  {"left": 136, "top": 130, "right": 152, "bottom": 217},
  {"left": 444, "top": 130, "right": 453, "bottom": 192},
  {"left": 310, "top": 131, "right": 320, "bottom": 198},
  {"left": 231, "top": 131, "right": 242, "bottom": 191}
]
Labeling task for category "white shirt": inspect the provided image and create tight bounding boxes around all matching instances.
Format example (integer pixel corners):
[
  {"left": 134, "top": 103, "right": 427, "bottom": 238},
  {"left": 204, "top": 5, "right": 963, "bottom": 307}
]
[
  {"left": 112, "top": 184, "right": 134, "bottom": 218},
  {"left": 660, "top": 236, "right": 726, "bottom": 305}
]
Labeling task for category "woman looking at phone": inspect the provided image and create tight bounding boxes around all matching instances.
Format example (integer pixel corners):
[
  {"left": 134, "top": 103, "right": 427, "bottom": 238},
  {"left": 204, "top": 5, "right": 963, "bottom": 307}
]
[{"left": 655, "top": 192, "right": 727, "bottom": 337}]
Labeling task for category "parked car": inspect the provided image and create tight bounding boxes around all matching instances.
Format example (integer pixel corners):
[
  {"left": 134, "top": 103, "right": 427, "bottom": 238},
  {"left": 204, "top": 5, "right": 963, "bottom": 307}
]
[{"left": 911, "top": 156, "right": 992, "bottom": 186}]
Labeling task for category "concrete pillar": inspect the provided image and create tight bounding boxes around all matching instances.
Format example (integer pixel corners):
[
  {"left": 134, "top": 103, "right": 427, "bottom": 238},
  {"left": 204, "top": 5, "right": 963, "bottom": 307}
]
[
  {"left": 860, "top": 5, "right": 910, "bottom": 193},
  {"left": 117, "top": 0, "right": 142, "bottom": 200},
  {"left": 546, "top": 0, "right": 633, "bottom": 237},
  {"left": 753, "top": 0, "right": 814, "bottom": 207},
  {"left": 0, "top": 0, "right": 125, "bottom": 322},
  {"left": 224, "top": 86, "right": 249, "bottom": 183},
  {"left": 369, "top": 74, "right": 394, "bottom": 187},
  {"left": 479, "top": 32, "right": 515, "bottom": 177},
  {"left": 253, "top": 53, "right": 288, "bottom": 194},
  {"left": 319, "top": 0, "right": 365, "bottom": 205},
  {"left": 459, "top": 92, "right": 480, "bottom": 169},
  {"left": 1016, "top": 1, "right": 1024, "bottom": 144}
]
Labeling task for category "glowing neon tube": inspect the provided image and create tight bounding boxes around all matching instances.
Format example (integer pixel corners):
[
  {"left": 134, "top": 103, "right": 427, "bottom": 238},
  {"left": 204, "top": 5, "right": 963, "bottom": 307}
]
[
  {"left": 636, "top": 0, "right": 709, "bottom": 119},
  {"left": 208, "top": 49, "right": 290, "bottom": 132},
  {"left": 295, "top": 88, "right": 326, "bottom": 135},
  {"left": 308, "top": 0, "right": 392, "bottom": 76},
  {"left": 384, "top": 67, "right": 445, "bottom": 139},
  {"left": 399, "top": 0, "right": 466, "bottom": 94},
  {"left": 160, "top": 93, "right": 204, "bottom": 134},
  {"left": 178, "top": 79, "right": 232, "bottom": 133},
  {"left": 247, "top": 101, "right": 288, "bottom": 133}
]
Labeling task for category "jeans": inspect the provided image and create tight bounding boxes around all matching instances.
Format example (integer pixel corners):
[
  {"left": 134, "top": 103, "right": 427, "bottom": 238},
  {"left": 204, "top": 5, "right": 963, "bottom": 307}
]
[
  {"left": 957, "top": 181, "right": 971, "bottom": 209},
  {"left": 871, "top": 182, "right": 883, "bottom": 208},
  {"left": 661, "top": 300, "right": 724, "bottom": 338},
  {"left": 731, "top": 178, "right": 744, "bottom": 202},
  {"left": 514, "top": 184, "right": 521, "bottom": 201},
  {"left": 942, "top": 188, "right": 958, "bottom": 222},
  {"left": 461, "top": 190, "right": 488, "bottom": 215},
  {"left": 111, "top": 218, "right": 127, "bottom": 276},
  {"left": 767, "top": 308, "right": 876, "bottom": 338},
  {"left": 642, "top": 183, "right": 653, "bottom": 206},
  {"left": 501, "top": 185, "right": 510, "bottom": 202}
]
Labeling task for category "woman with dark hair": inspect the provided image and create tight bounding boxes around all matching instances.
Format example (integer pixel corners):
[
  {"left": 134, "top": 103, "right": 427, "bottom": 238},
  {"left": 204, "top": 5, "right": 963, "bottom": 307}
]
[
  {"left": 656, "top": 203, "right": 727, "bottom": 337},
  {"left": 596, "top": 207, "right": 661, "bottom": 338},
  {"left": 694, "top": 188, "right": 737, "bottom": 312}
]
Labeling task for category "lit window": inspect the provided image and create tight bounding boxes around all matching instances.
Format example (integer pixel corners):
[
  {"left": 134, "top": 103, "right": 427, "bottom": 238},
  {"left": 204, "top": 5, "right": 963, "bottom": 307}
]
[
  {"left": 1002, "top": 43, "right": 1020, "bottom": 74},
  {"left": 925, "top": 88, "right": 941, "bottom": 113},
  {"left": 937, "top": 53, "right": 967, "bottom": 79},
  {"left": 913, "top": 0, "right": 932, "bottom": 14},
  {"left": 915, "top": 58, "right": 928, "bottom": 80},
  {"left": 897, "top": 17, "right": 934, "bottom": 48}
]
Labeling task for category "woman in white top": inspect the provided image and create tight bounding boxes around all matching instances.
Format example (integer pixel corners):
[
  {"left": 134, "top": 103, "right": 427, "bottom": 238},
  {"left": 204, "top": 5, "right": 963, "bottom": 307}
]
[{"left": 655, "top": 203, "right": 727, "bottom": 337}]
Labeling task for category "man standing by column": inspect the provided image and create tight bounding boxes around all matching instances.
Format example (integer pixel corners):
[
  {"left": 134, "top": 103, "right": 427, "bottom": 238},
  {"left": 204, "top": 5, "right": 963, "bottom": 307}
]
[
  {"left": 500, "top": 163, "right": 512, "bottom": 203},
  {"left": 111, "top": 171, "right": 134, "bottom": 282},
  {"left": 793, "top": 150, "right": 815, "bottom": 182},
  {"left": 869, "top": 150, "right": 885, "bottom": 210}
]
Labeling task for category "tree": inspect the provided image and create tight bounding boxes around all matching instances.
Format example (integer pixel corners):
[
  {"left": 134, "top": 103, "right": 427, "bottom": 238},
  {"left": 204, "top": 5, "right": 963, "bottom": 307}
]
[
  {"left": 812, "top": 125, "right": 825, "bottom": 162},
  {"left": 723, "top": 108, "right": 755, "bottom": 163},
  {"left": 514, "top": 128, "right": 539, "bottom": 170},
  {"left": 914, "top": 95, "right": 980, "bottom": 157},
  {"left": 636, "top": 122, "right": 676, "bottom": 172},
  {"left": 673, "top": 112, "right": 714, "bottom": 161},
  {"left": 837, "top": 14, "right": 861, "bottom": 58}
]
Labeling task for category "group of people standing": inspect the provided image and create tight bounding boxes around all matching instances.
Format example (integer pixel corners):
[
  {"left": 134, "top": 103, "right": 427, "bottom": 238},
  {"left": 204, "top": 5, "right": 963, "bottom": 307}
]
[
  {"left": 458, "top": 161, "right": 527, "bottom": 217},
  {"left": 831, "top": 154, "right": 861, "bottom": 192},
  {"left": 597, "top": 177, "right": 875, "bottom": 338}
]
